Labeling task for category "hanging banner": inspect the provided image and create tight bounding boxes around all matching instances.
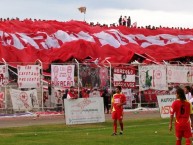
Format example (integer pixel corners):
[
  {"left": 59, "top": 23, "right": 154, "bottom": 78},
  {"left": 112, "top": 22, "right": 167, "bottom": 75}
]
[
  {"left": 167, "top": 65, "right": 193, "bottom": 83},
  {"left": 79, "top": 65, "right": 100, "bottom": 88},
  {"left": 51, "top": 65, "right": 75, "bottom": 87},
  {"left": 122, "top": 88, "right": 134, "bottom": 108},
  {"left": 113, "top": 67, "right": 135, "bottom": 88},
  {"left": 51, "top": 89, "right": 63, "bottom": 104},
  {"left": 143, "top": 89, "right": 170, "bottom": 103},
  {"left": 0, "top": 92, "right": 5, "bottom": 109},
  {"left": 10, "top": 89, "right": 39, "bottom": 111},
  {"left": 43, "top": 87, "right": 50, "bottom": 108},
  {"left": 157, "top": 95, "right": 176, "bottom": 118},
  {"left": 139, "top": 65, "right": 168, "bottom": 91},
  {"left": 0, "top": 65, "right": 8, "bottom": 86},
  {"left": 64, "top": 97, "right": 105, "bottom": 125},
  {"left": 17, "top": 65, "right": 41, "bottom": 88},
  {"left": 99, "top": 67, "right": 109, "bottom": 88}
]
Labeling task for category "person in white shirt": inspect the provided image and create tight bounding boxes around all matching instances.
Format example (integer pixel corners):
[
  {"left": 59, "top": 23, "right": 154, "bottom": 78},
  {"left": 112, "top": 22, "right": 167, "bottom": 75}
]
[
  {"left": 184, "top": 86, "right": 192, "bottom": 101},
  {"left": 67, "top": 86, "right": 78, "bottom": 99},
  {"left": 89, "top": 88, "right": 100, "bottom": 98},
  {"left": 188, "top": 88, "right": 193, "bottom": 136}
]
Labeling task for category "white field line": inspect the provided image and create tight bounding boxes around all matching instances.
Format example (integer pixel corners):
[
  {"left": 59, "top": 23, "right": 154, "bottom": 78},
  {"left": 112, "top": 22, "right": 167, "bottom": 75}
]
[{"left": 0, "top": 122, "right": 168, "bottom": 136}]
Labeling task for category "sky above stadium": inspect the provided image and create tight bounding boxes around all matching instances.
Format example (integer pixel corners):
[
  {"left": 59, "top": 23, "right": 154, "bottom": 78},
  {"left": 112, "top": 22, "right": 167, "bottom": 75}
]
[{"left": 1, "top": 0, "right": 193, "bottom": 28}]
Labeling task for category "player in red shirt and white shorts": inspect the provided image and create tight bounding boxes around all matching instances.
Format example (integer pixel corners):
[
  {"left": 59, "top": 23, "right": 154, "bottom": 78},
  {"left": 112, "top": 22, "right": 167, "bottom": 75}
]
[{"left": 111, "top": 86, "right": 126, "bottom": 136}]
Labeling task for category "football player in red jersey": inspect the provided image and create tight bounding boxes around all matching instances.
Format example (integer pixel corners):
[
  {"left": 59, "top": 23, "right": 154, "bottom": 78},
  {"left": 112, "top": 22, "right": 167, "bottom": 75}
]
[
  {"left": 111, "top": 86, "right": 126, "bottom": 136},
  {"left": 169, "top": 87, "right": 193, "bottom": 145}
]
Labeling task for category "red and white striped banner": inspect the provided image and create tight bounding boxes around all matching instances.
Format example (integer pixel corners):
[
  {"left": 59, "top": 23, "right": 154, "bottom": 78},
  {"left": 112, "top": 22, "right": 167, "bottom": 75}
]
[{"left": 1, "top": 21, "right": 193, "bottom": 69}]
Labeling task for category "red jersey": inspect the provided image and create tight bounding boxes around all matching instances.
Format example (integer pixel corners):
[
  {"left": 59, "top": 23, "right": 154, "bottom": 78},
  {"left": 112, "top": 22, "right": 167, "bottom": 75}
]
[
  {"left": 111, "top": 93, "right": 126, "bottom": 112},
  {"left": 67, "top": 91, "right": 77, "bottom": 99},
  {"left": 170, "top": 99, "right": 193, "bottom": 125}
]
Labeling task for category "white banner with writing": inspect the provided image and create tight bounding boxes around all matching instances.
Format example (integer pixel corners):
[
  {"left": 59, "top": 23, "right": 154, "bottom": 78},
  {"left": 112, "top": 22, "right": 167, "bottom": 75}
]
[
  {"left": 139, "top": 65, "right": 168, "bottom": 91},
  {"left": 113, "top": 67, "right": 135, "bottom": 88},
  {"left": 51, "top": 89, "right": 63, "bottom": 104},
  {"left": 43, "top": 87, "right": 51, "bottom": 108},
  {"left": 167, "top": 65, "right": 193, "bottom": 83},
  {"left": 0, "top": 92, "right": 5, "bottom": 109},
  {"left": 64, "top": 97, "right": 105, "bottom": 125},
  {"left": 157, "top": 95, "right": 176, "bottom": 118},
  {"left": 17, "top": 65, "right": 41, "bottom": 88},
  {"left": 10, "top": 89, "right": 39, "bottom": 111},
  {"left": 51, "top": 65, "right": 75, "bottom": 87},
  {"left": 0, "top": 65, "right": 8, "bottom": 86},
  {"left": 122, "top": 89, "right": 134, "bottom": 108}
]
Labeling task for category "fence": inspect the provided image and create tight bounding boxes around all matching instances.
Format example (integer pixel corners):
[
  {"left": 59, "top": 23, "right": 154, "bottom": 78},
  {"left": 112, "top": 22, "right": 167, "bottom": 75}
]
[{"left": 0, "top": 60, "right": 191, "bottom": 114}]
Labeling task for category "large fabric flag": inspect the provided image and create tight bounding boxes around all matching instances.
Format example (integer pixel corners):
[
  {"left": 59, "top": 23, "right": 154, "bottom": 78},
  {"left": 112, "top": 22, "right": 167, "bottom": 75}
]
[{"left": 1, "top": 20, "right": 193, "bottom": 69}]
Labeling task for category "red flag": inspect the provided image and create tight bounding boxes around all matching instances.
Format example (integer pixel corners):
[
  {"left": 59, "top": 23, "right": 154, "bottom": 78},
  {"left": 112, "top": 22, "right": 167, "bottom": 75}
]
[
  {"left": 1, "top": 20, "right": 193, "bottom": 70},
  {"left": 78, "top": 7, "right": 86, "bottom": 14}
]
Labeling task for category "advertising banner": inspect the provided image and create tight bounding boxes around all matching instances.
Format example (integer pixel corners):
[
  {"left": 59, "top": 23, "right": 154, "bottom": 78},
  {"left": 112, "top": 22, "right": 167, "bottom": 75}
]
[
  {"left": 64, "top": 97, "right": 105, "bottom": 125},
  {"left": 157, "top": 95, "right": 176, "bottom": 118}
]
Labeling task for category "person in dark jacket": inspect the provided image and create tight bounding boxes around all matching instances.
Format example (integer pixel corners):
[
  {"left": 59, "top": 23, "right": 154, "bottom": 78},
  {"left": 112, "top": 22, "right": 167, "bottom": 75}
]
[{"left": 101, "top": 89, "right": 110, "bottom": 114}]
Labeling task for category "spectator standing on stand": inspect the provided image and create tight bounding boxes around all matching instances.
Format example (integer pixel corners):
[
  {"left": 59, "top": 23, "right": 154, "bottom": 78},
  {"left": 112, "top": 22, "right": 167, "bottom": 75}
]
[
  {"left": 122, "top": 16, "right": 127, "bottom": 26},
  {"left": 118, "top": 16, "right": 122, "bottom": 26},
  {"left": 127, "top": 16, "right": 131, "bottom": 27}
]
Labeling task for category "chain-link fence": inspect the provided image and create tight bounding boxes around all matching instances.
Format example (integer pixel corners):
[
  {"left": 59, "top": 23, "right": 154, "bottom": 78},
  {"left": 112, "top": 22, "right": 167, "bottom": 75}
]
[{"left": 2, "top": 61, "right": 190, "bottom": 114}]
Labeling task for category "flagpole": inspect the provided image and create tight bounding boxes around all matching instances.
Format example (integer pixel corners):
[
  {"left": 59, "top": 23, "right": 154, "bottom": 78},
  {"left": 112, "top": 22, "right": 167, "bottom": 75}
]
[{"left": 78, "top": 7, "right": 86, "bottom": 22}]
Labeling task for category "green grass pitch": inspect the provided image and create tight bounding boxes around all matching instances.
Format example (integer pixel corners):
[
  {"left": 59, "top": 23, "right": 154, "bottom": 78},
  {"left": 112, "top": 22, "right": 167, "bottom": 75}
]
[{"left": 0, "top": 118, "right": 185, "bottom": 145}]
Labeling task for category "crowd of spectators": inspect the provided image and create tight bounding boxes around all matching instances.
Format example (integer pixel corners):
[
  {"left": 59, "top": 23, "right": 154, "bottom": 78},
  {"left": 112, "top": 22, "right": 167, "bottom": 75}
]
[
  {"left": 89, "top": 16, "right": 192, "bottom": 30},
  {"left": 118, "top": 15, "right": 131, "bottom": 27},
  {"left": 52, "top": 87, "right": 111, "bottom": 113},
  {"left": 0, "top": 16, "right": 192, "bottom": 31}
]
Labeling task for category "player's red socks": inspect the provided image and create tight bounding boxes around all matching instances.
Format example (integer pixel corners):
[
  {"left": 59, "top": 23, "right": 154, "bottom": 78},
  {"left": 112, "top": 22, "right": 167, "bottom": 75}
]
[
  {"left": 120, "top": 122, "right": 123, "bottom": 131},
  {"left": 176, "top": 139, "right": 181, "bottom": 145},
  {"left": 185, "top": 138, "right": 191, "bottom": 145},
  {"left": 113, "top": 122, "right": 117, "bottom": 133}
]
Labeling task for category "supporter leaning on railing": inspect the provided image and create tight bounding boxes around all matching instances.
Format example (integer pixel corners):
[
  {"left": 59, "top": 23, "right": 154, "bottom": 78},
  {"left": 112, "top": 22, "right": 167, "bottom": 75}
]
[{"left": 67, "top": 86, "right": 78, "bottom": 99}]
